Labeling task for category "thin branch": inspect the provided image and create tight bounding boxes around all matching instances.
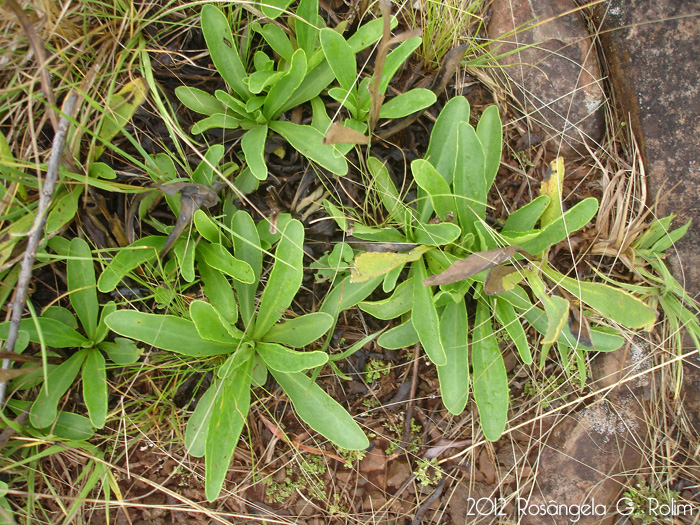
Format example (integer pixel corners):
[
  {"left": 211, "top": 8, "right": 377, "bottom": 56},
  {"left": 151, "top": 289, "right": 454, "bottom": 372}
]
[{"left": 0, "top": 92, "right": 79, "bottom": 407}]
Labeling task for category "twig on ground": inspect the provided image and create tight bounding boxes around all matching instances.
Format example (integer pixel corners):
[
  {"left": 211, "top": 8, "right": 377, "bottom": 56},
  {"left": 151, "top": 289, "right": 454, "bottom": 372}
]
[{"left": 0, "top": 93, "right": 79, "bottom": 407}]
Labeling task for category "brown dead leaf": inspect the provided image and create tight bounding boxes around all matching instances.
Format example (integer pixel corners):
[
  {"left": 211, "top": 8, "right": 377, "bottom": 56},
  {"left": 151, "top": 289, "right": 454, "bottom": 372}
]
[
  {"left": 323, "top": 123, "right": 370, "bottom": 145},
  {"left": 423, "top": 245, "right": 529, "bottom": 286},
  {"left": 154, "top": 182, "right": 219, "bottom": 257}
]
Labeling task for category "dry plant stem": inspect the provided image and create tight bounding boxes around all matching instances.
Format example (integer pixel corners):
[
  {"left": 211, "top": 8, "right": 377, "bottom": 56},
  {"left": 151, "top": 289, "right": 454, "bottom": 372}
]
[
  {"left": 0, "top": 93, "right": 79, "bottom": 407},
  {"left": 402, "top": 342, "right": 421, "bottom": 445},
  {"left": 5, "top": 0, "right": 58, "bottom": 132}
]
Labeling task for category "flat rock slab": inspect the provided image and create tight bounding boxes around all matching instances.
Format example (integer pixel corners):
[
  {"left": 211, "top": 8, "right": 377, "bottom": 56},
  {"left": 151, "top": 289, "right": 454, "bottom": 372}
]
[
  {"left": 594, "top": 0, "right": 700, "bottom": 431},
  {"left": 488, "top": 0, "right": 606, "bottom": 156}
]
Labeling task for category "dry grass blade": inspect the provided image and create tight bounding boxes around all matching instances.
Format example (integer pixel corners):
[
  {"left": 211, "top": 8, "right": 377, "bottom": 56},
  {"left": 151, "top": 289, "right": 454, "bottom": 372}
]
[{"left": 4, "top": 0, "right": 58, "bottom": 131}]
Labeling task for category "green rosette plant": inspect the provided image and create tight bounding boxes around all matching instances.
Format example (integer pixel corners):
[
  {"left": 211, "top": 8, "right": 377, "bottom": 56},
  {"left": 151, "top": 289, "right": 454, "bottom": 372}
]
[
  {"left": 0, "top": 237, "right": 141, "bottom": 432},
  {"left": 339, "top": 96, "right": 657, "bottom": 440},
  {"left": 105, "top": 211, "right": 369, "bottom": 501},
  {"left": 175, "top": 4, "right": 393, "bottom": 179}
]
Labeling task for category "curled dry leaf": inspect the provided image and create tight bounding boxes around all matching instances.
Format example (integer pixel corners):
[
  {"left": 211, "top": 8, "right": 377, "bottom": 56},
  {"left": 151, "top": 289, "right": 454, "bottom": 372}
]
[
  {"left": 423, "top": 245, "right": 529, "bottom": 286},
  {"left": 154, "top": 182, "right": 220, "bottom": 257}
]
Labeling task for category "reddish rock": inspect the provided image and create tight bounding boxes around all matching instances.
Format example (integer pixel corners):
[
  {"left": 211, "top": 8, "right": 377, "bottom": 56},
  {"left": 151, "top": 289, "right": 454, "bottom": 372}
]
[
  {"left": 488, "top": 0, "right": 605, "bottom": 156},
  {"left": 519, "top": 341, "right": 649, "bottom": 525},
  {"left": 592, "top": 0, "right": 700, "bottom": 433}
]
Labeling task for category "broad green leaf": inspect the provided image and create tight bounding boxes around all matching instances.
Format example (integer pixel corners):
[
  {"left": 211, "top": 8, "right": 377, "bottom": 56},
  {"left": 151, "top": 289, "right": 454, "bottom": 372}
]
[
  {"left": 280, "top": 60, "right": 336, "bottom": 113},
  {"left": 198, "top": 258, "right": 238, "bottom": 325},
  {"left": 190, "top": 300, "right": 242, "bottom": 344},
  {"left": 494, "top": 299, "right": 532, "bottom": 364},
  {"left": 231, "top": 211, "right": 262, "bottom": 328},
  {"left": 46, "top": 186, "right": 80, "bottom": 233},
  {"left": 67, "top": 237, "right": 98, "bottom": 340},
  {"left": 172, "top": 236, "right": 196, "bottom": 283},
  {"left": 269, "top": 121, "right": 348, "bottom": 175},
  {"left": 472, "top": 301, "right": 508, "bottom": 441},
  {"left": 193, "top": 209, "right": 222, "bottom": 244},
  {"left": 82, "top": 349, "right": 107, "bottom": 428},
  {"left": 258, "top": 342, "right": 328, "bottom": 372},
  {"left": 98, "top": 337, "right": 142, "bottom": 365},
  {"left": 264, "top": 50, "right": 308, "bottom": 119},
  {"left": 368, "top": 156, "right": 407, "bottom": 227},
  {"left": 254, "top": 220, "right": 304, "bottom": 339},
  {"left": 43, "top": 306, "right": 78, "bottom": 330},
  {"left": 502, "top": 195, "right": 551, "bottom": 233},
  {"left": 197, "top": 242, "right": 254, "bottom": 284},
  {"left": 255, "top": 22, "right": 294, "bottom": 63},
  {"left": 320, "top": 28, "right": 356, "bottom": 91},
  {"left": 454, "top": 122, "right": 486, "bottom": 231},
  {"left": 411, "top": 260, "right": 447, "bottom": 366},
  {"left": 437, "top": 300, "right": 469, "bottom": 415},
  {"left": 185, "top": 384, "right": 217, "bottom": 457},
  {"left": 192, "top": 144, "right": 225, "bottom": 187},
  {"left": 262, "top": 312, "right": 334, "bottom": 347},
  {"left": 350, "top": 224, "right": 407, "bottom": 243},
  {"left": 426, "top": 96, "right": 470, "bottom": 185},
  {"left": 214, "top": 90, "right": 250, "bottom": 119},
  {"left": 540, "top": 157, "right": 565, "bottom": 227},
  {"left": 379, "top": 37, "right": 421, "bottom": 94},
  {"left": 241, "top": 125, "right": 268, "bottom": 180},
  {"left": 377, "top": 318, "right": 419, "bottom": 349},
  {"left": 201, "top": 5, "right": 251, "bottom": 101},
  {"left": 217, "top": 343, "right": 254, "bottom": 379},
  {"left": 519, "top": 198, "right": 598, "bottom": 255},
  {"left": 413, "top": 222, "right": 461, "bottom": 246},
  {"left": 359, "top": 277, "right": 413, "bottom": 320},
  {"left": 382, "top": 263, "right": 403, "bottom": 292},
  {"left": 95, "top": 78, "right": 148, "bottom": 160},
  {"left": 50, "top": 410, "right": 95, "bottom": 441},
  {"left": 97, "top": 236, "right": 165, "bottom": 293},
  {"left": 30, "top": 349, "right": 88, "bottom": 429},
  {"left": 260, "top": 0, "right": 293, "bottom": 18},
  {"left": 205, "top": 360, "right": 252, "bottom": 501},
  {"left": 346, "top": 17, "right": 396, "bottom": 52},
  {"left": 351, "top": 246, "right": 430, "bottom": 283},
  {"left": 411, "top": 159, "right": 456, "bottom": 221},
  {"left": 475, "top": 105, "right": 503, "bottom": 192},
  {"left": 379, "top": 89, "right": 436, "bottom": 119},
  {"left": 105, "top": 311, "right": 234, "bottom": 356},
  {"left": 247, "top": 70, "right": 285, "bottom": 94},
  {"left": 0, "top": 317, "right": 89, "bottom": 348},
  {"left": 320, "top": 275, "right": 383, "bottom": 320},
  {"left": 545, "top": 268, "right": 657, "bottom": 330},
  {"left": 175, "top": 86, "right": 224, "bottom": 116},
  {"left": 257, "top": 213, "right": 293, "bottom": 247},
  {"left": 270, "top": 369, "right": 368, "bottom": 450},
  {"left": 95, "top": 301, "right": 116, "bottom": 344},
  {"left": 88, "top": 162, "right": 117, "bottom": 179},
  {"left": 251, "top": 354, "right": 268, "bottom": 386},
  {"left": 295, "top": 0, "right": 319, "bottom": 57},
  {"left": 191, "top": 113, "right": 241, "bottom": 134}
]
